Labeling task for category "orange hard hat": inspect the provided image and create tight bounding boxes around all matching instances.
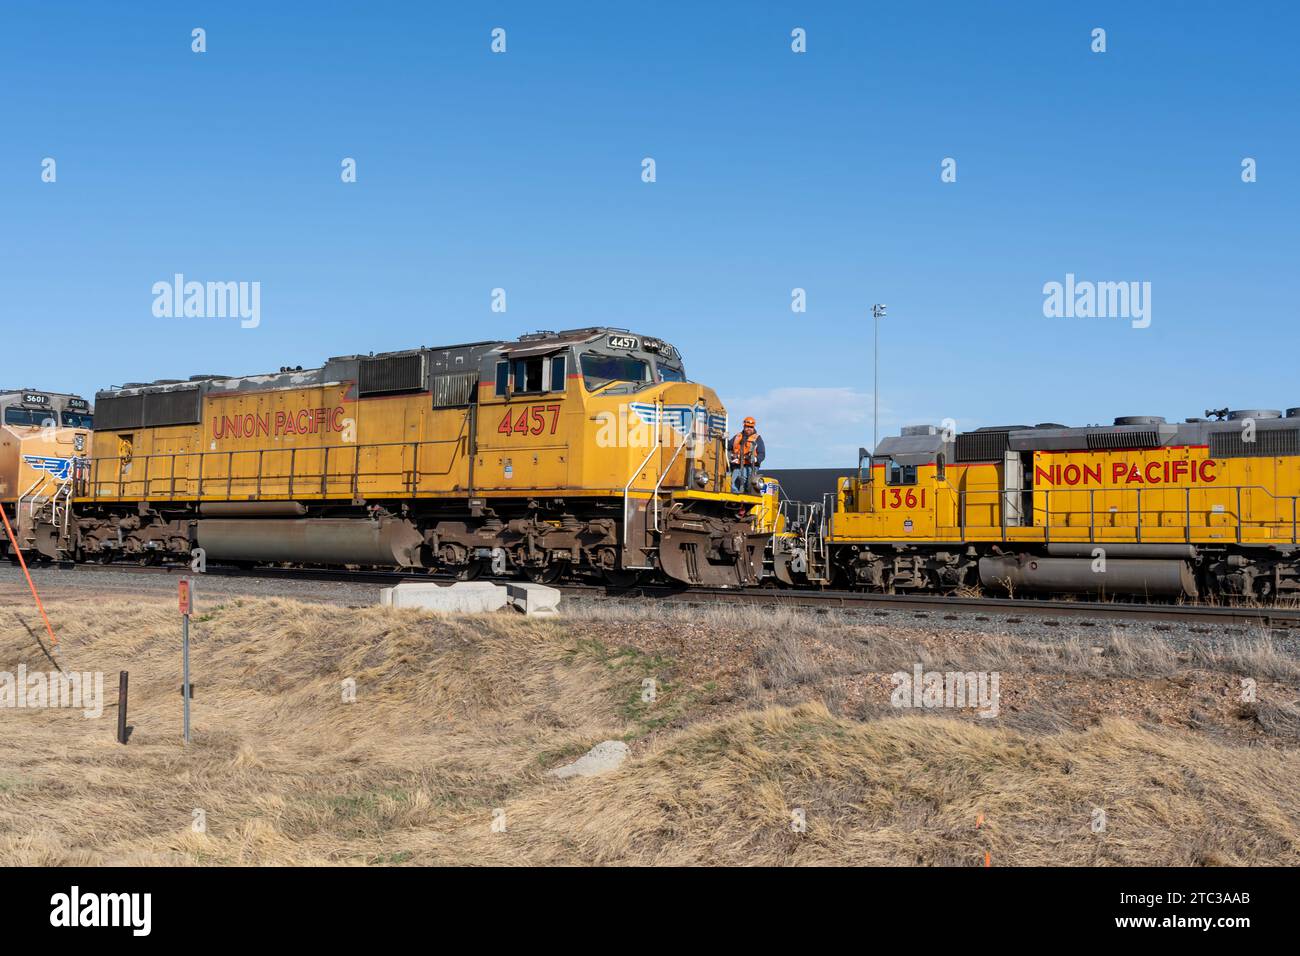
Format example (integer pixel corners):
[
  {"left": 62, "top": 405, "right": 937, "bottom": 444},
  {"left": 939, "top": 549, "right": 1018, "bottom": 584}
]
[{"left": 743, "top": 416, "right": 755, "bottom": 427}]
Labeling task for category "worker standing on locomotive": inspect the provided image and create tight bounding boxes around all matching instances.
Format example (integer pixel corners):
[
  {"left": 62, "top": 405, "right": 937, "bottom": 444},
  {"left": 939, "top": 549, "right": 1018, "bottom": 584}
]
[{"left": 729, "top": 416, "right": 765, "bottom": 493}]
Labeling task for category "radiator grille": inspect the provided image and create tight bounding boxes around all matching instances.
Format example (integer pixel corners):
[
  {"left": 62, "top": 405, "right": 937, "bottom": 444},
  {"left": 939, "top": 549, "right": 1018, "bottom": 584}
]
[
  {"left": 1210, "top": 428, "right": 1300, "bottom": 459},
  {"left": 94, "top": 393, "right": 144, "bottom": 430},
  {"left": 359, "top": 354, "right": 425, "bottom": 396},
  {"left": 1086, "top": 430, "right": 1159, "bottom": 450},
  {"left": 432, "top": 371, "right": 478, "bottom": 407},
  {"left": 143, "top": 388, "right": 202, "bottom": 427},
  {"left": 956, "top": 430, "right": 1010, "bottom": 462},
  {"left": 95, "top": 388, "right": 203, "bottom": 430}
]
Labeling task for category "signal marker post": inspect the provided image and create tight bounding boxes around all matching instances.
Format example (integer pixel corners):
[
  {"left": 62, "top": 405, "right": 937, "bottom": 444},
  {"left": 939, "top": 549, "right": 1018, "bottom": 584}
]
[{"left": 178, "top": 577, "right": 192, "bottom": 744}]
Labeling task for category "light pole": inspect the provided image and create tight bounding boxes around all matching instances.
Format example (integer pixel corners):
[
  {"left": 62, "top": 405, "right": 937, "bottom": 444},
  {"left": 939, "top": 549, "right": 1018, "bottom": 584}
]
[{"left": 872, "top": 303, "right": 887, "bottom": 455}]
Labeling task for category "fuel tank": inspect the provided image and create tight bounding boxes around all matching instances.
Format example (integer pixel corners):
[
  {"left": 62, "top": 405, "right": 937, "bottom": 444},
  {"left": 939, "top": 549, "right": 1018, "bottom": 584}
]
[
  {"left": 194, "top": 517, "right": 423, "bottom": 567},
  {"left": 979, "top": 554, "right": 1196, "bottom": 598}
]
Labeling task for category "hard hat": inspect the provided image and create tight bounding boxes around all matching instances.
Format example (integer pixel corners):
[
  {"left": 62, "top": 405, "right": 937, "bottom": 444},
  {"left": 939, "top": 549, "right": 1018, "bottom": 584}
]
[{"left": 743, "top": 416, "right": 755, "bottom": 427}]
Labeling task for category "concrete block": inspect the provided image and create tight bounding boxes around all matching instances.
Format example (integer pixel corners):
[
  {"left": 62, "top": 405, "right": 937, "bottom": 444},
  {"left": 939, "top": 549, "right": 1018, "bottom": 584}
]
[
  {"left": 504, "top": 582, "right": 562, "bottom": 617},
  {"left": 381, "top": 580, "right": 508, "bottom": 613}
]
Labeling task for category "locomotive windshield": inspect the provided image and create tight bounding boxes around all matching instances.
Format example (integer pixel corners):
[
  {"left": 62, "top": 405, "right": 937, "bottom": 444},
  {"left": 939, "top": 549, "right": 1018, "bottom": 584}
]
[
  {"left": 61, "top": 411, "right": 94, "bottom": 428},
  {"left": 656, "top": 365, "right": 686, "bottom": 383},
  {"left": 580, "top": 353, "right": 650, "bottom": 393},
  {"left": 3, "top": 408, "right": 57, "bottom": 427}
]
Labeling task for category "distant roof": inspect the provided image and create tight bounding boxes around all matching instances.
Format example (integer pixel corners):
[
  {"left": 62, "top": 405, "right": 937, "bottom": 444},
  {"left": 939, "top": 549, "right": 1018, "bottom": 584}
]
[{"left": 763, "top": 468, "right": 846, "bottom": 505}]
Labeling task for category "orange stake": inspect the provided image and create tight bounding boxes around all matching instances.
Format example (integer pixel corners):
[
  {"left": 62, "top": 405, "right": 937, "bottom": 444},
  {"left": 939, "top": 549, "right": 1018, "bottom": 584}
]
[{"left": 0, "top": 506, "right": 59, "bottom": 653}]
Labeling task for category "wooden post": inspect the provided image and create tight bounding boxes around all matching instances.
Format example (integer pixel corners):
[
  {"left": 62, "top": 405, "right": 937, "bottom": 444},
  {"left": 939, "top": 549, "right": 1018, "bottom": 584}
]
[{"left": 116, "top": 671, "right": 129, "bottom": 744}]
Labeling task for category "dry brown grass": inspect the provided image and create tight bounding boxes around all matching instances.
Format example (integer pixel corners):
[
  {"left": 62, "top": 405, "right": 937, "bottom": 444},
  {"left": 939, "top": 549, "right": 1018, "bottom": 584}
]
[{"left": 1, "top": 595, "right": 1298, "bottom": 866}]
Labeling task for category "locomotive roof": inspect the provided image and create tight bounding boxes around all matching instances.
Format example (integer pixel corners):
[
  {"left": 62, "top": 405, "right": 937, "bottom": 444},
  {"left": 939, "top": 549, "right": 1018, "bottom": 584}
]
[
  {"left": 96, "top": 327, "right": 676, "bottom": 399},
  {"left": 0, "top": 389, "right": 90, "bottom": 407},
  {"left": 874, "top": 410, "right": 1300, "bottom": 465}
]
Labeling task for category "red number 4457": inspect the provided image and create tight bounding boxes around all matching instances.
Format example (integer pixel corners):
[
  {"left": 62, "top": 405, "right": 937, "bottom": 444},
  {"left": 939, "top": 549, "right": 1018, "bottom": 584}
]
[{"left": 498, "top": 404, "right": 561, "bottom": 437}]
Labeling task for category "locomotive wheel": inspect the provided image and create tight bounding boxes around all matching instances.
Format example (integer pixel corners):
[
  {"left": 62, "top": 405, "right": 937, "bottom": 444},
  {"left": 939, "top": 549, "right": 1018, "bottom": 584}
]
[
  {"left": 454, "top": 561, "right": 483, "bottom": 581},
  {"left": 524, "top": 562, "right": 566, "bottom": 585},
  {"left": 601, "top": 568, "right": 642, "bottom": 588}
]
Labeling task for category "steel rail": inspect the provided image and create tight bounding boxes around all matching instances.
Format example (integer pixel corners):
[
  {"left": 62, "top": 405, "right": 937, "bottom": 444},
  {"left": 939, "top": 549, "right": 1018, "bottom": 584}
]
[{"left": 44, "top": 561, "right": 1300, "bottom": 630}]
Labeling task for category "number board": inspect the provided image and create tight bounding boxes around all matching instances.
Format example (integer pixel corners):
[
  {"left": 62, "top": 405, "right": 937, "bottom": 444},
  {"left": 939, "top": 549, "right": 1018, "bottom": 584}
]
[
  {"left": 642, "top": 337, "right": 678, "bottom": 359},
  {"left": 22, "top": 393, "right": 49, "bottom": 405},
  {"left": 606, "top": 334, "right": 639, "bottom": 350}
]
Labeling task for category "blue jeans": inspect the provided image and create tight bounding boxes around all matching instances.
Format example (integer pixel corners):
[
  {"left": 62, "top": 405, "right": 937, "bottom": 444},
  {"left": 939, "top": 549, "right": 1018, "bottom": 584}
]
[{"left": 731, "top": 465, "right": 757, "bottom": 494}]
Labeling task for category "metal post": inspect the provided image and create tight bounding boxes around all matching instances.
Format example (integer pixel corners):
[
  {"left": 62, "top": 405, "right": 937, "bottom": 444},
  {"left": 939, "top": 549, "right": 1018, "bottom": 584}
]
[
  {"left": 871, "top": 304, "right": 886, "bottom": 454},
  {"left": 178, "top": 578, "right": 192, "bottom": 745},
  {"left": 182, "top": 614, "right": 190, "bottom": 745}
]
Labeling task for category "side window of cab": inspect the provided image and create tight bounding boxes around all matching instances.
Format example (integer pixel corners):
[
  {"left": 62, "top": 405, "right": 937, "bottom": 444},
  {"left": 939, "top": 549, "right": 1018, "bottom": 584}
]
[
  {"left": 494, "top": 353, "right": 569, "bottom": 399},
  {"left": 887, "top": 461, "right": 918, "bottom": 485}
]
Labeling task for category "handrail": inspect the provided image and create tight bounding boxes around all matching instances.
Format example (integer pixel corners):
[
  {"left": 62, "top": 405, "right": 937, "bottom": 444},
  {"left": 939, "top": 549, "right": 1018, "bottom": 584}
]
[
  {"left": 828, "top": 480, "right": 1300, "bottom": 547},
  {"left": 81, "top": 435, "right": 467, "bottom": 502},
  {"left": 651, "top": 438, "right": 688, "bottom": 533},
  {"left": 621, "top": 399, "right": 663, "bottom": 568},
  {"left": 949, "top": 482, "right": 1300, "bottom": 544}
]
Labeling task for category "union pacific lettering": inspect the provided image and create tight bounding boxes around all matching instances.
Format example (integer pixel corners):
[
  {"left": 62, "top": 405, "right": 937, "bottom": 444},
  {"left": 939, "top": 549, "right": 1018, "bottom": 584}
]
[
  {"left": 1035, "top": 459, "right": 1218, "bottom": 487},
  {"left": 211, "top": 406, "right": 347, "bottom": 440}
]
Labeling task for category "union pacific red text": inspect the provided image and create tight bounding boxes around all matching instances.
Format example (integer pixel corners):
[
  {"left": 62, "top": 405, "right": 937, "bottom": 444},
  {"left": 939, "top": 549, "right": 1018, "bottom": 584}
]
[
  {"left": 211, "top": 406, "right": 347, "bottom": 440},
  {"left": 1034, "top": 459, "right": 1217, "bottom": 486}
]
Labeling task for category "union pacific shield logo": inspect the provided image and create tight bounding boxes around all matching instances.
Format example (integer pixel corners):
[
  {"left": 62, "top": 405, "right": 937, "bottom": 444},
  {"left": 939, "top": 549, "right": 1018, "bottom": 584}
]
[
  {"left": 22, "top": 455, "right": 75, "bottom": 481},
  {"left": 628, "top": 403, "right": 728, "bottom": 439}
]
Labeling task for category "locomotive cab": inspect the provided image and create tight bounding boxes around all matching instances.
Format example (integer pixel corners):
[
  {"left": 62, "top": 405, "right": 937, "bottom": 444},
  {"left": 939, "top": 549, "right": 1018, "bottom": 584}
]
[{"left": 832, "top": 425, "right": 953, "bottom": 541}]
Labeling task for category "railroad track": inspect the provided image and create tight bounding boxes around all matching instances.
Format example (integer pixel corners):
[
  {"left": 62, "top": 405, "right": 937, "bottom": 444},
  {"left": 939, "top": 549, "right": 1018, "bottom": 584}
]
[{"left": 40, "top": 560, "right": 1300, "bottom": 631}]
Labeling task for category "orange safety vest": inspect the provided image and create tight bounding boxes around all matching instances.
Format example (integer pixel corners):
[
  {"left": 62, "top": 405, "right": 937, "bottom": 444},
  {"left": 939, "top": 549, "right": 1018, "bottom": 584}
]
[{"left": 731, "top": 431, "right": 759, "bottom": 464}]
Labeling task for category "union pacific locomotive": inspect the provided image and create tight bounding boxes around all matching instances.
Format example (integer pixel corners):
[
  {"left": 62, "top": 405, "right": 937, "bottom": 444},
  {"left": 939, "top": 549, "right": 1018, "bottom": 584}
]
[
  {"left": 774, "top": 412, "right": 1300, "bottom": 600},
  {"left": 37, "top": 329, "right": 769, "bottom": 588},
  {"left": 0, "top": 389, "right": 93, "bottom": 560}
]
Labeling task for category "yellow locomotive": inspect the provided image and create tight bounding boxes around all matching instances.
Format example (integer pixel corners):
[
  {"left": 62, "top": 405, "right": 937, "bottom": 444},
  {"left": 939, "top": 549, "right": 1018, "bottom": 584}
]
[
  {"left": 776, "top": 411, "right": 1300, "bottom": 600},
  {"left": 55, "top": 329, "right": 767, "bottom": 587},
  {"left": 0, "top": 388, "right": 93, "bottom": 560}
]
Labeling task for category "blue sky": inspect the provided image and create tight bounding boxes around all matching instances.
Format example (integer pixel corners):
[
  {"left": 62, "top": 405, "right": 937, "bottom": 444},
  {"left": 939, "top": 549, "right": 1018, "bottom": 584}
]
[{"left": 2, "top": 1, "right": 1295, "bottom": 466}]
